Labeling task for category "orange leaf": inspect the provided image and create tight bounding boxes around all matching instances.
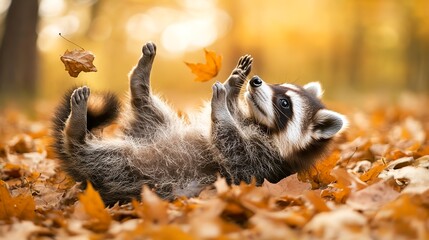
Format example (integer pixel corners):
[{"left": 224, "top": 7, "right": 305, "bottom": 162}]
[
  {"left": 133, "top": 186, "right": 169, "bottom": 225},
  {"left": 120, "top": 223, "right": 194, "bottom": 240},
  {"left": 60, "top": 49, "right": 97, "bottom": 78},
  {"left": 185, "top": 49, "right": 222, "bottom": 82},
  {"left": 360, "top": 161, "right": 386, "bottom": 183},
  {"left": 78, "top": 182, "right": 111, "bottom": 232},
  {"left": 304, "top": 190, "right": 330, "bottom": 213},
  {"left": 298, "top": 151, "right": 340, "bottom": 188},
  {"left": 0, "top": 180, "right": 35, "bottom": 221}
]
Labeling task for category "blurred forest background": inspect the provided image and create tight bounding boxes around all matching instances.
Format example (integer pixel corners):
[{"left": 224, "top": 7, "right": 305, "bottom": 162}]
[{"left": 0, "top": 0, "right": 428, "bottom": 112}]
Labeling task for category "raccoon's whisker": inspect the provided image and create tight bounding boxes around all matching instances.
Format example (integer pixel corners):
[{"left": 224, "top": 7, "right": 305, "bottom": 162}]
[{"left": 272, "top": 103, "right": 291, "bottom": 130}]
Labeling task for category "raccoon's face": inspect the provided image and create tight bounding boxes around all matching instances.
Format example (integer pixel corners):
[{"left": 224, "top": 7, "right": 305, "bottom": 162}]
[{"left": 244, "top": 76, "right": 347, "bottom": 157}]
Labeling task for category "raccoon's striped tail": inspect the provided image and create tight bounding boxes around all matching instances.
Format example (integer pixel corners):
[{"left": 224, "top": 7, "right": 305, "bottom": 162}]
[{"left": 51, "top": 87, "right": 121, "bottom": 161}]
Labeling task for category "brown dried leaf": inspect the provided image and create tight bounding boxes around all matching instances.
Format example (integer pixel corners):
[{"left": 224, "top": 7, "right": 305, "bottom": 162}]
[
  {"left": 60, "top": 49, "right": 97, "bottom": 78},
  {"left": 262, "top": 174, "right": 311, "bottom": 198},
  {"left": 347, "top": 180, "right": 399, "bottom": 211}
]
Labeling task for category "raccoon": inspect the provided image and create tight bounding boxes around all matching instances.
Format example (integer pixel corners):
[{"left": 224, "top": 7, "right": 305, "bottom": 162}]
[{"left": 52, "top": 42, "right": 347, "bottom": 205}]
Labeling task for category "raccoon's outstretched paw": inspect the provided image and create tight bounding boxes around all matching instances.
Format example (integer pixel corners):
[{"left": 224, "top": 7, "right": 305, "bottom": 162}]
[
  {"left": 212, "top": 81, "right": 227, "bottom": 102},
  {"left": 236, "top": 54, "right": 253, "bottom": 76},
  {"left": 71, "top": 86, "right": 90, "bottom": 113},
  {"left": 211, "top": 82, "right": 231, "bottom": 122},
  {"left": 226, "top": 55, "right": 253, "bottom": 92},
  {"left": 142, "top": 42, "right": 156, "bottom": 61},
  {"left": 67, "top": 86, "right": 90, "bottom": 142},
  {"left": 130, "top": 42, "right": 156, "bottom": 98}
]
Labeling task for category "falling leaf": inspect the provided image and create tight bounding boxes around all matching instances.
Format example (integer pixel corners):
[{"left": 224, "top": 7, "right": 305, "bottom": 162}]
[
  {"left": 60, "top": 49, "right": 97, "bottom": 78},
  {"left": 185, "top": 49, "right": 222, "bottom": 82},
  {"left": 0, "top": 181, "right": 35, "bottom": 221},
  {"left": 77, "top": 182, "right": 111, "bottom": 232}
]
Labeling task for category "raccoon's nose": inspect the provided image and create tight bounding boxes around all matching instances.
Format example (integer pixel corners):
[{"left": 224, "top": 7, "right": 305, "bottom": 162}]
[{"left": 250, "top": 76, "right": 263, "bottom": 88}]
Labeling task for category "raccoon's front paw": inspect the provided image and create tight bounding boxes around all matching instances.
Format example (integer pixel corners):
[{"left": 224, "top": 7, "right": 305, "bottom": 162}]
[
  {"left": 227, "top": 55, "right": 253, "bottom": 91},
  {"left": 70, "top": 86, "right": 90, "bottom": 115},
  {"left": 236, "top": 54, "right": 253, "bottom": 76},
  {"left": 231, "top": 55, "right": 252, "bottom": 79},
  {"left": 211, "top": 82, "right": 230, "bottom": 122},
  {"left": 142, "top": 42, "right": 156, "bottom": 60},
  {"left": 212, "top": 81, "right": 226, "bottom": 102}
]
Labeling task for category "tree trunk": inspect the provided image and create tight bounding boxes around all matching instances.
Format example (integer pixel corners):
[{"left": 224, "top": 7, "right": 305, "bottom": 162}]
[{"left": 0, "top": 0, "right": 39, "bottom": 105}]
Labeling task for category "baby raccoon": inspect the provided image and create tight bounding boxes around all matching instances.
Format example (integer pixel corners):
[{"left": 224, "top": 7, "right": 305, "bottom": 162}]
[{"left": 52, "top": 42, "right": 347, "bottom": 205}]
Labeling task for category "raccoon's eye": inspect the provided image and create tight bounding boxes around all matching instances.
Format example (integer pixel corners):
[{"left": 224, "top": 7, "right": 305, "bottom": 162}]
[{"left": 279, "top": 99, "right": 290, "bottom": 109}]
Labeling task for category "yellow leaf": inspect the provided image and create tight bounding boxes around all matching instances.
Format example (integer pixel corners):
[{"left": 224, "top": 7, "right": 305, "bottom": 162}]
[
  {"left": 78, "top": 182, "right": 111, "bottom": 232},
  {"left": 185, "top": 49, "right": 222, "bottom": 82},
  {"left": 0, "top": 180, "right": 35, "bottom": 221}
]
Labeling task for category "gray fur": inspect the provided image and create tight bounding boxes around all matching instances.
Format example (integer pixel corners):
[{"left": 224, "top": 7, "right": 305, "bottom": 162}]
[{"left": 52, "top": 42, "right": 346, "bottom": 205}]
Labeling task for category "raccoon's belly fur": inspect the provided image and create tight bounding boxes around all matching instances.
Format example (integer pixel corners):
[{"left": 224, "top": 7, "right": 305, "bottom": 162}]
[{"left": 76, "top": 130, "right": 222, "bottom": 204}]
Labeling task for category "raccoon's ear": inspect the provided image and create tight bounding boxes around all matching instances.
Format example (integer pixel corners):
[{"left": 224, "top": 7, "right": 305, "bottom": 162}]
[
  {"left": 311, "top": 109, "right": 348, "bottom": 139},
  {"left": 304, "top": 82, "right": 323, "bottom": 98}
]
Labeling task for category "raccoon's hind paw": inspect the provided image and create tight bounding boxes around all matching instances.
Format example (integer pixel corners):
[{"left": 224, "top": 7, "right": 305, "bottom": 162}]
[
  {"left": 142, "top": 42, "right": 156, "bottom": 60},
  {"left": 71, "top": 86, "right": 90, "bottom": 116},
  {"left": 66, "top": 86, "right": 90, "bottom": 142}
]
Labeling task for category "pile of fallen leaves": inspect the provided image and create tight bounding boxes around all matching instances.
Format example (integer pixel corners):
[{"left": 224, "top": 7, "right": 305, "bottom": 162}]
[{"left": 1, "top": 94, "right": 429, "bottom": 239}]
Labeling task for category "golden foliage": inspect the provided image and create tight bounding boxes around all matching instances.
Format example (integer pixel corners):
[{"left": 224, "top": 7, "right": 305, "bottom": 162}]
[{"left": 1, "top": 95, "right": 429, "bottom": 239}]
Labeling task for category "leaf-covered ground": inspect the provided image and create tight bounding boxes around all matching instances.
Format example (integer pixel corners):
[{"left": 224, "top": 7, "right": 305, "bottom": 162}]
[{"left": 1, "top": 94, "right": 429, "bottom": 239}]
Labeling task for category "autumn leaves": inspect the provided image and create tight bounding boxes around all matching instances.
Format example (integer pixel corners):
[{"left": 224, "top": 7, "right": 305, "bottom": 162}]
[{"left": 61, "top": 43, "right": 222, "bottom": 82}]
